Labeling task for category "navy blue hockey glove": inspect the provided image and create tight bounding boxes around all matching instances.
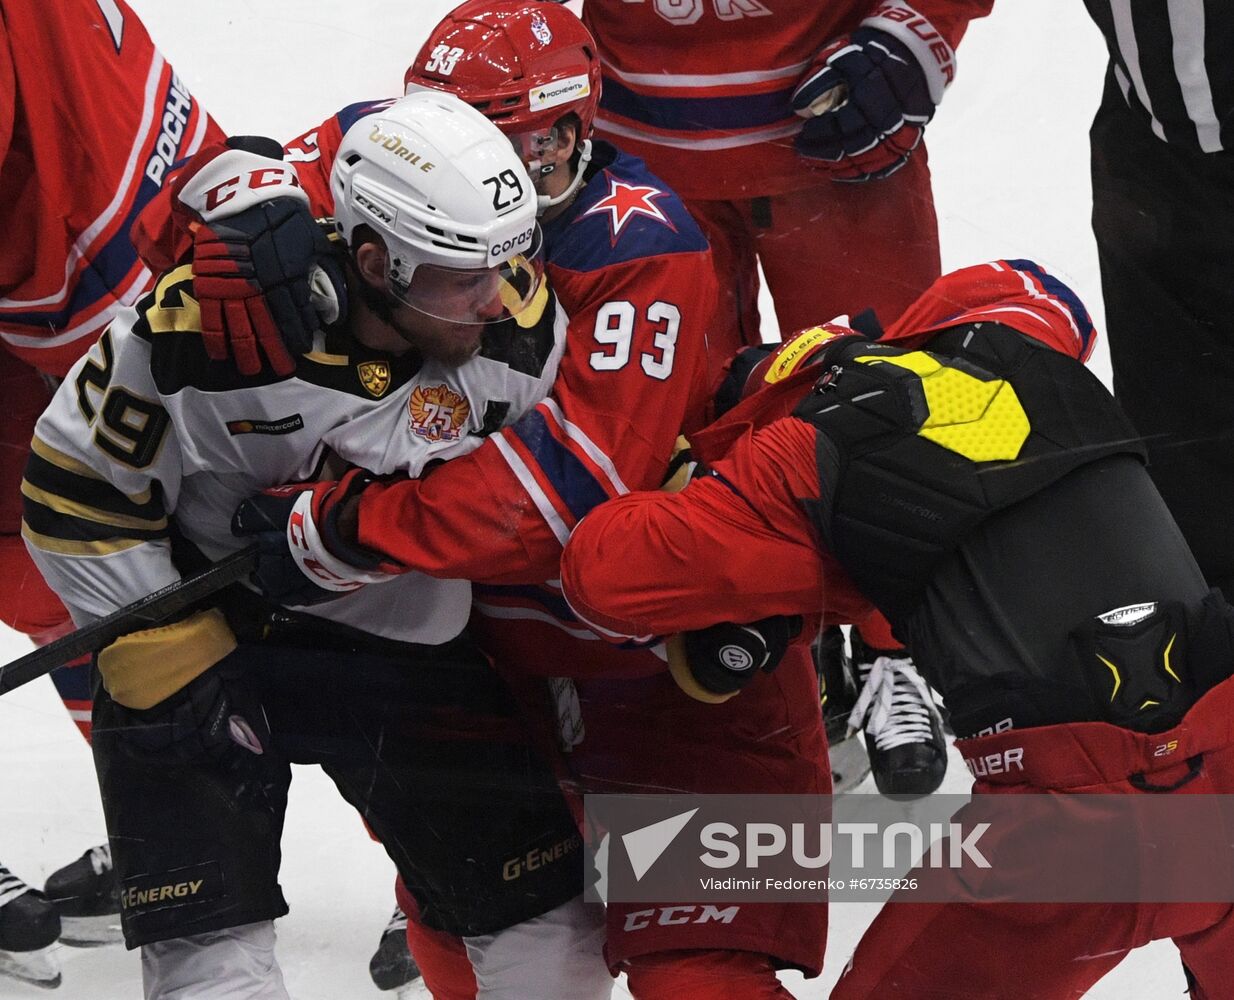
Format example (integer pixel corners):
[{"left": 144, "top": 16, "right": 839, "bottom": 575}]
[
  {"left": 792, "top": 27, "right": 931, "bottom": 181},
  {"left": 171, "top": 137, "right": 347, "bottom": 376},
  {"left": 793, "top": 6, "right": 955, "bottom": 183},
  {"left": 113, "top": 652, "right": 268, "bottom": 765},
  {"left": 682, "top": 616, "right": 804, "bottom": 697},
  {"left": 231, "top": 470, "right": 395, "bottom": 606},
  {"left": 191, "top": 197, "right": 345, "bottom": 377}
]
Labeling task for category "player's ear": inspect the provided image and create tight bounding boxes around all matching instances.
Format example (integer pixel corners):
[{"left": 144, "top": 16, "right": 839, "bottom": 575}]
[
  {"left": 353, "top": 240, "right": 388, "bottom": 291},
  {"left": 550, "top": 116, "right": 580, "bottom": 166}
]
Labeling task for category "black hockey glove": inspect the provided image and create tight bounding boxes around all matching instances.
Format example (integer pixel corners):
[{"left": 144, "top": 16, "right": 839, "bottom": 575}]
[
  {"left": 682, "top": 616, "right": 804, "bottom": 696},
  {"left": 231, "top": 469, "right": 396, "bottom": 606},
  {"left": 113, "top": 652, "right": 268, "bottom": 765},
  {"left": 713, "top": 344, "right": 778, "bottom": 418},
  {"left": 792, "top": 19, "right": 940, "bottom": 182},
  {"left": 170, "top": 137, "right": 347, "bottom": 376}
]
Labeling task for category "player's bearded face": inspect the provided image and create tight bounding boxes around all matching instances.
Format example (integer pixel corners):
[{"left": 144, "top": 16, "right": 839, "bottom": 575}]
[
  {"left": 388, "top": 303, "right": 487, "bottom": 366},
  {"left": 389, "top": 266, "right": 505, "bottom": 366}
]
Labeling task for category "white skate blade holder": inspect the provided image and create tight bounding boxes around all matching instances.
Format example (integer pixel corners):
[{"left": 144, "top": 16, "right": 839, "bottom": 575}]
[
  {"left": 60, "top": 911, "right": 123, "bottom": 948},
  {"left": 0, "top": 943, "right": 61, "bottom": 989}
]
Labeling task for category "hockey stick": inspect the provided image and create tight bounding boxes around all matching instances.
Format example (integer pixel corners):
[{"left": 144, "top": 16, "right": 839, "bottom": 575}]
[{"left": 0, "top": 545, "right": 257, "bottom": 697}]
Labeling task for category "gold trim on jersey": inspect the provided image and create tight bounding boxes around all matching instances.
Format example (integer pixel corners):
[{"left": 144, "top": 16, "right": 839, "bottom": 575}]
[
  {"left": 20, "top": 481, "right": 168, "bottom": 533},
  {"left": 31, "top": 435, "right": 106, "bottom": 483},
  {"left": 505, "top": 266, "right": 550, "bottom": 330},
  {"left": 145, "top": 265, "right": 203, "bottom": 335},
  {"left": 20, "top": 522, "right": 145, "bottom": 557},
  {"left": 304, "top": 351, "right": 350, "bottom": 366}
]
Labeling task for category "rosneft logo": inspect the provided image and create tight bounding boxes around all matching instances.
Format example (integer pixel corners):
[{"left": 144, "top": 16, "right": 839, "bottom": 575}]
[{"left": 529, "top": 74, "right": 590, "bottom": 113}]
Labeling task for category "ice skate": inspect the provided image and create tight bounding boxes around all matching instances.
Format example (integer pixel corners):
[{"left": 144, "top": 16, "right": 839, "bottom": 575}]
[
  {"left": 369, "top": 905, "right": 422, "bottom": 997},
  {"left": 849, "top": 641, "right": 947, "bottom": 799},
  {"left": 0, "top": 863, "right": 61, "bottom": 988},
  {"left": 44, "top": 844, "right": 122, "bottom": 947},
  {"left": 815, "top": 626, "right": 871, "bottom": 793}
]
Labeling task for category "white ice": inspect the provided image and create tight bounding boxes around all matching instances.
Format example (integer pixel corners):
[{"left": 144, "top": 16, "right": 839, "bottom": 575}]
[{"left": 0, "top": 1, "right": 1184, "bottom": 996}]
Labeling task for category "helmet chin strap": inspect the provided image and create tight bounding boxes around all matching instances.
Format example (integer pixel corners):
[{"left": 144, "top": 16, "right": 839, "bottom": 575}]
[{"left": 535, "top": 139, "right": 592, "bottom": 214}]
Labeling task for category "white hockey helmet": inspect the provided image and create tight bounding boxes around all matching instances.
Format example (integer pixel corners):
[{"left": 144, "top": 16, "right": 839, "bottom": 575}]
[{"left": 331, "top": 90, "right": 544, "bottom": 324}]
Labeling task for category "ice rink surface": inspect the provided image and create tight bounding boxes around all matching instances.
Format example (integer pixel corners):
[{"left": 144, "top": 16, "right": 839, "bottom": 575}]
[{"left": 0, "top": 1, "right": 1187, "bottom": 996}]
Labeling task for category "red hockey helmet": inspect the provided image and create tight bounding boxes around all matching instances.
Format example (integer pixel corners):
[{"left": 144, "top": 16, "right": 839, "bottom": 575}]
[{"left": 404, "top": 1, "right": 602, "bottom": 142}]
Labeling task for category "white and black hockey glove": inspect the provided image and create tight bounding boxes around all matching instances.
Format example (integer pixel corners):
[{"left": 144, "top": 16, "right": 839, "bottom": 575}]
[{"left": 231, "top": 470, "right": 397, "bottom": 606}]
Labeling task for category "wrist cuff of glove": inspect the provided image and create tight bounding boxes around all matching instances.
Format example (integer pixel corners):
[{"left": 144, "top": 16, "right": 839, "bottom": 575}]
[
  {"left": 288, "top": 489, "right": 394, "bottom": 593},
  {"left": 98, "top": 608, "right": 238, "bottom": 710},
  {"left": 667, "top": 635, "right": 739, "bottom": 705},
  {"left": 680, "top": 616, "right": 803, "bottom": 697},
  {"left": 318, "top": 498, "right": 388, "bottom": 573},
  {"left": 320, "top": 469, "right": 396, "bottom": 573},
  {"left": 175, "top": 145, "right": 308, "bottom": 224},
  {"left": 860, "top": 4, "right": 955, "bottom": 105}
]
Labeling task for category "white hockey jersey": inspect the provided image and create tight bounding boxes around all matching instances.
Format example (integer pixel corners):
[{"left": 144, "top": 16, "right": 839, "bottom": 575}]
[{"left": 22, "top": 263, "right": 566, "bottom": 646}]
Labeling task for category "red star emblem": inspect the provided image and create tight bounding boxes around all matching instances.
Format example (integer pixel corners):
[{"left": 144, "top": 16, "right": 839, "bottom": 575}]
[{"left": 582, "top": 175, "right": 676, "bottom": 244}]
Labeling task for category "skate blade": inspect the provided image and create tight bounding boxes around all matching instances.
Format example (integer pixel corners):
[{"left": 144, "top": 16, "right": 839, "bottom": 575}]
[
  {"left": 830, "top": 733, "right": 872, "bottom": 794},
  {"left": 59, "top": 913, "right": 123, "bottom": 947},
  {"left": 0, "top": 945, "right": 62, "bottom": 988}
]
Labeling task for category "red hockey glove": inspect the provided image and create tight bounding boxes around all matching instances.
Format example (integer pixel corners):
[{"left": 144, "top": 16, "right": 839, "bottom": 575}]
[
  {"left": 792, "top": 5, "right": 955, "bottom": 182},
  {"left": 231, "top": 469, "right": 397, "bottom": 606},
  {"left": 171, "top": 138, "right": 346, "bottom": 376}
]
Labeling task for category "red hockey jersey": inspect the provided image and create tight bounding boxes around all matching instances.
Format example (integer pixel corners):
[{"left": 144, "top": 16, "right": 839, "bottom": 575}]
[
  {"left": 583, "top": 0, "right": 993, "bottom": 200},
  {"left": 560, "top": 259, "right": 1097, "bottom": 639},
  {"left": 0, "top": 0, "right": 222, "bottom": 377}
]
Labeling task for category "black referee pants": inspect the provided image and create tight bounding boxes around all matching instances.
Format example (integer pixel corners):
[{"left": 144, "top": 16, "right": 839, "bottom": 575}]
[{"left": 1091, "top": 68, "right": 1234, "bottom": 599}]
